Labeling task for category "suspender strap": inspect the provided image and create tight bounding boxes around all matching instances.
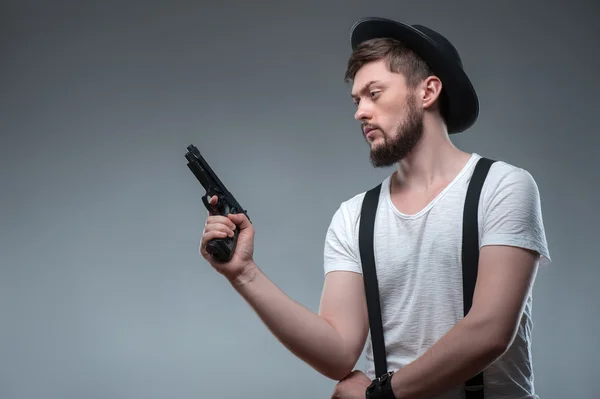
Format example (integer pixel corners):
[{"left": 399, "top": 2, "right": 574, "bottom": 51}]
[
  {"left": 462, "top": 157, "right": 496, "bottom": 399},
  {"left": 358, "top": 182, "right": 388, "bottom": 378}
]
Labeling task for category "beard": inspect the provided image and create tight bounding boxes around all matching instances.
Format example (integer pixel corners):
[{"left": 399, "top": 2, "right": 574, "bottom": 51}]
[{"left": 367, "top": 93, "right": 424, "bottom": 168}]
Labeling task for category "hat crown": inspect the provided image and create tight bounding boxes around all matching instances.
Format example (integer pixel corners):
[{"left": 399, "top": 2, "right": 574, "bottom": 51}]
[{"left": 411, "top": 24, "right": 463, "bottom": 69}]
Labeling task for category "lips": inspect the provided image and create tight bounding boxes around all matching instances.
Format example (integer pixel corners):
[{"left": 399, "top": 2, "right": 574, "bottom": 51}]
[{"left": 365, "top": 128, "right": 379, "bottom": 140}]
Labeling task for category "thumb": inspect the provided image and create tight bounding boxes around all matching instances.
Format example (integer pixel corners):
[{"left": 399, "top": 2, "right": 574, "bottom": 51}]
[{"left": 228, "top": 212, "right": 251, "bottom": 229}]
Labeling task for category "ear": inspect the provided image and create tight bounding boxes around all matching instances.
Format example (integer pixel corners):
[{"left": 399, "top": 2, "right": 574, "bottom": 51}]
[{"left": 421, "top": 76, "right": 443, "bottom": 110}]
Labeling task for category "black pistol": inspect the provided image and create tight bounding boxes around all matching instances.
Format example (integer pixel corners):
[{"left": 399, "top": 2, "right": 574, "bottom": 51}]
[{"left": 185, "top": 144, "right": 250, "bottom": 262}]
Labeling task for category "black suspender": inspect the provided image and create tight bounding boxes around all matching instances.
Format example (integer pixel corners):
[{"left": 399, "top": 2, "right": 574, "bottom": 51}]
[
  {"left": 461, "top": 157, "right": 495, "bottom": 398},
  {"left": 358, "top": 157, "right": 496, "bottom": 398},
  {"left": 359, "top": 182, "right": 387, "bottom": 377}
]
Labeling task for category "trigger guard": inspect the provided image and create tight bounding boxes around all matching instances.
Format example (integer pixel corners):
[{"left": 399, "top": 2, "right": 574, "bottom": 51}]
[{"left": 201, "top": 195, "right": 214, "bottom": 213}]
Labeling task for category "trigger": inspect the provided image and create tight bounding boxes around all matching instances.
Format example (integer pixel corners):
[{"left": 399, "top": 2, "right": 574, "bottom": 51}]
[
  {"left": 202, "top": 195, "right": 215, "bottom": 214},
  {"left": 203, "top": 194, "right": 223, "bottom": 215}
]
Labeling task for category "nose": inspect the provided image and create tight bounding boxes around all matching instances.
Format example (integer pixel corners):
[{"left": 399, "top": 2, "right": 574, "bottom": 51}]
[{"left": 354, "top": 101, "right": 372, "bottom": 122}]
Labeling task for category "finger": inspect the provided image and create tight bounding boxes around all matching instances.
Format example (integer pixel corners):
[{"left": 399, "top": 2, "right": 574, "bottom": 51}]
[
  {"left": 202, "top": 229, "right": 230, "bottom": 242},
  {"left": 200, "top": 231, "right": 230, "bottom": 255},
  {"left": 205, "top": 195, "right": 219, "bottom": 216},
  {"left": 206, "top": 215, "right": 237, "bottom": 230},
  {"left": 203, "top": 223, "right": 235, "bottom": 237}
]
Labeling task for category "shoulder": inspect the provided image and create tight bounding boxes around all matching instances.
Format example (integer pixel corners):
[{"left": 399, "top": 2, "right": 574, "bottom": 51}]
[
  {"left": 475, "top": 156, "right": 551, "bottom": 266},
  {"left": 479, "top": 158, "right": 542, "bottom": 208},
  {"left": 327, "top": 178, "right": 388, "bottom": 235},
  {"left": 483, "top": 157, "right": 538, "bottom": 186},
  {"left": 323, "top": 183, "right": 385, "bottom": 275},
  {"left": 328, "top": 190, "right": 367, "bottom": 232}
]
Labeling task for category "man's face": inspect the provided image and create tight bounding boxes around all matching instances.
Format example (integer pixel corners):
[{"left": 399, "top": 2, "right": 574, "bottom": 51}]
[{"left": 350, "top": 59, "right": 424, "bottom": 168}]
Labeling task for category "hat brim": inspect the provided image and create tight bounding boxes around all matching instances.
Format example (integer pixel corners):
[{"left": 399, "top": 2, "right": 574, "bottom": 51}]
[{"left": 350, "top": 17, "right": 478, "bottom": 134}]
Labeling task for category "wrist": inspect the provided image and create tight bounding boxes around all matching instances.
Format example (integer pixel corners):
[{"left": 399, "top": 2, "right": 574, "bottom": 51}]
[
  {"left": 228, "top": 261, "right": 259, "bottom": 288},
  {"left": 366, "top": 371, "right": 397, "bottom": 399}
]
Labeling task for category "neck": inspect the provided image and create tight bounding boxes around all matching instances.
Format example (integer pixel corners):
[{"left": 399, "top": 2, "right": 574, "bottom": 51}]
[{"left": 393, "top": 120, "right": 471, "bottom": 192}]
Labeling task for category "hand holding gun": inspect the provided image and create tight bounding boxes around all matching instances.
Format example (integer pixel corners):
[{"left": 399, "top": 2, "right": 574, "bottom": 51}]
[{"left": 185, "top": 144, "right": 251, "bottom": 263}]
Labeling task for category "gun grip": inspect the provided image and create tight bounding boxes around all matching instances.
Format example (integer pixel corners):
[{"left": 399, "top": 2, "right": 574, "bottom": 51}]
[
  {"left": 201, "top": 193, "right": 242, "bottom": 262},
  {"left": 206, "top": 225, "right": 239, "bottom": 262}
]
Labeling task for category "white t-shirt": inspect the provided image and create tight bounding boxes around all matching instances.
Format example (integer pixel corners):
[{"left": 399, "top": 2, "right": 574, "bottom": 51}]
[{"left": 323, "top": 153, "right": 551, "bottom": 399}]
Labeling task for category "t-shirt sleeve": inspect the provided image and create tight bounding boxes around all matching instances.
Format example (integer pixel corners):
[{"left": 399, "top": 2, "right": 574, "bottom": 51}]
[
  {"left": 323, "top": 201, "right": 363, "bottom": 276},
  {"left": 480, "top": 165, "right": 551, "bottom": 267}
]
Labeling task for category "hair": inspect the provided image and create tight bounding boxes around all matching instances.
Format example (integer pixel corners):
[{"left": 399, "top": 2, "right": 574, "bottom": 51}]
[{"left": 344, "top": 37, "right": 448, "bottom": 122}]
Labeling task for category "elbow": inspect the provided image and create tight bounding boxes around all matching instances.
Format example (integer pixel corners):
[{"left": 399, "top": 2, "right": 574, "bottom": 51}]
[
  {"left": 487, "top": 333, "right": 512, "bottom": 359},
  {"left": 325, "top": 368, "right": 354, "bottom": 382},
  {"left": 318, "top": 320, "right": 365, "bottom": 381},
  {"left": 320, "top": 358, "right": 357, "bottom": 381},
  {"left": 464, "top": 314, "right": 516, "bottom": 359},
  {"left": 487, "top": 325, "right": 520, "bottom": 362},
  {"left": 496, "top": 326, "right": 519, "bottom": 354},
  {"left": 485, "top": 319, "right": 518, "bottom": 357},
  {"left": 317, "top": 350, "right": 360, "bottom": 381}
]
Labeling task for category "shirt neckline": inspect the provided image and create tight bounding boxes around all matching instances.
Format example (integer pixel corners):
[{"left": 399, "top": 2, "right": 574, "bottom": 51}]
[{"left": 383, "top": 153, "right": 480, "bottom": 219}]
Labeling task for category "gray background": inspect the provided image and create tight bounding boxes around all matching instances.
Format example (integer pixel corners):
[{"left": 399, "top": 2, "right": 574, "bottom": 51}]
[{"left": 2, "top": 1, "right": 598, "bottom": 398}]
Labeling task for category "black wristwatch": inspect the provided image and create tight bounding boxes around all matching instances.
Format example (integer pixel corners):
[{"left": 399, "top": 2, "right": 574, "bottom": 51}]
[{"left": 365, "top": 371, "right": 396, "bottom": 399}]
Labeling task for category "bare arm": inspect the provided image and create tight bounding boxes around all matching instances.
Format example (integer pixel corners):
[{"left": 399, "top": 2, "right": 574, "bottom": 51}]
[
  {"left": 390, "top": 245, "right": 540, "bottom": 399},
  {"left": 230, "top": 264, "right": 369, "bottom": 381},
  {"left": 200, "top": 196, "right": 368, "bottom": 380}
]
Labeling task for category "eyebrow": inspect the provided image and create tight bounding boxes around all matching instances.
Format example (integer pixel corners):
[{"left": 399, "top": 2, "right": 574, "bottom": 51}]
[{"left": 351, "top": 80, "right": 383, "bottom": 99}]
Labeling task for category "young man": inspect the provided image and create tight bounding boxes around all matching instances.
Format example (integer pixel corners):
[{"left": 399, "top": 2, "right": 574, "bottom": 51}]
[{"left": 199, "top": 17, "right": 550, "bottom": 399}]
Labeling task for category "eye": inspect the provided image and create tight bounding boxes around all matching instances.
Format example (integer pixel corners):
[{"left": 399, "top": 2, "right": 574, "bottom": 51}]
[{"left": 370, "top": 91, "right": 380, "bottom": 99}]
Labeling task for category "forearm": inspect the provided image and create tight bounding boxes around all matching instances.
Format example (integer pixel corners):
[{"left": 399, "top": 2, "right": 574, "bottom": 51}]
[
  {"left": 229, "top": 261, "right": 353, "bottom": 380},
  {"left": 391, "top": 316, "right": 508, "bottom": 399}
]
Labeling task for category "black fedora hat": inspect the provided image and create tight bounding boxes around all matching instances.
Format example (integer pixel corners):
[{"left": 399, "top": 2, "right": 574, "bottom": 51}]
[{"left": 350, "top": 17, "right": 478, "bottom": 134}]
